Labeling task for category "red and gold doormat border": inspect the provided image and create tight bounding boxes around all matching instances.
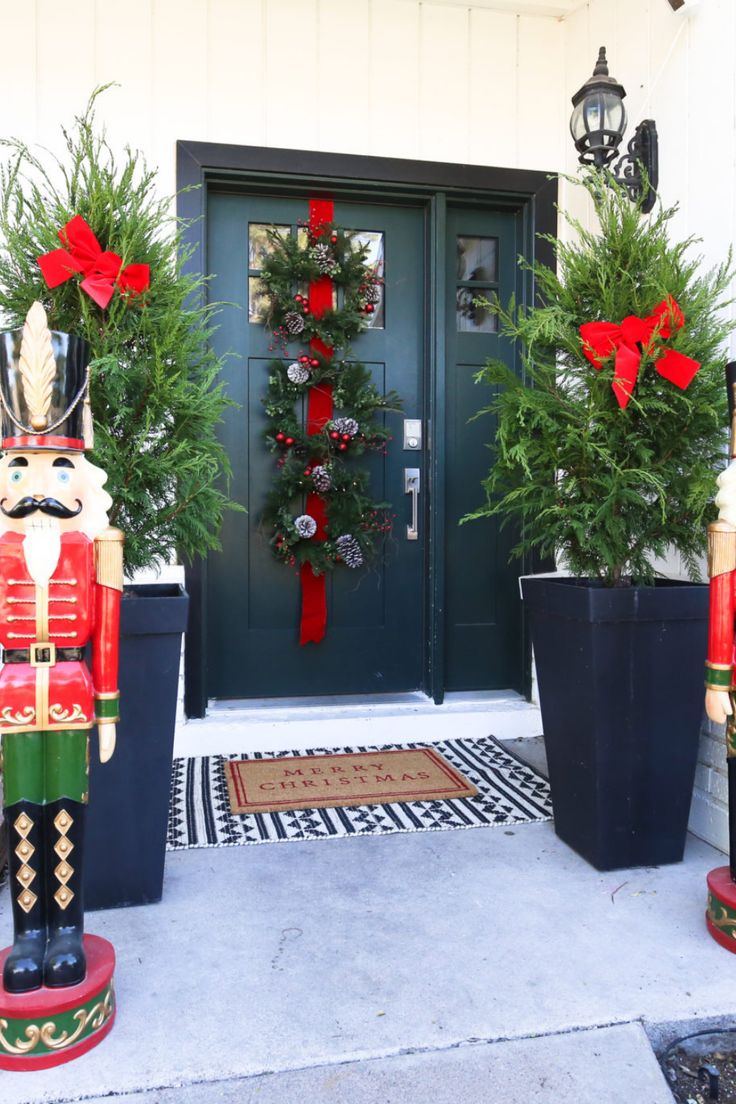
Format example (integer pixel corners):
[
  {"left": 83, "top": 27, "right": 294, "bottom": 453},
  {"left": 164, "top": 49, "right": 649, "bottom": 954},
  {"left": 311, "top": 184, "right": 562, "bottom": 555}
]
[{"left": 224, "top": 747, "right": 478, "bottom": 815}]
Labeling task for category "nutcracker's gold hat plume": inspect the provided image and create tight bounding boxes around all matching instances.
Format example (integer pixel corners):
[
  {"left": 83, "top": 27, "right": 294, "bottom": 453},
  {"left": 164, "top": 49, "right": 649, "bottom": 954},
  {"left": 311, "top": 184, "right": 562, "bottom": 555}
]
[{"left": 0, "top": 301, "right": 93, "bottom": 451}]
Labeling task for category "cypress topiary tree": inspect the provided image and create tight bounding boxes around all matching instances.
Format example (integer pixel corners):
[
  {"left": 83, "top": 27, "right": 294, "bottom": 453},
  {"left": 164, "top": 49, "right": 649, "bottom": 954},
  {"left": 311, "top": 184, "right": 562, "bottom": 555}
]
[
  {"left": 0, "top": 87, "right": 237, "bottom": 573},
  {"left": 464, "top": 175, "right": 736, "bottom": 586}
]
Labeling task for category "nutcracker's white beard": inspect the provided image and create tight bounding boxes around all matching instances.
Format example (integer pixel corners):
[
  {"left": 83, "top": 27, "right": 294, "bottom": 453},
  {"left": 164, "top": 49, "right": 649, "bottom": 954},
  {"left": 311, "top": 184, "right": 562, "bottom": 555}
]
[
  {"left": 22, "top": 515, "right": 61, "bottom": 587},
  {"left": 715, "top": 460, "right": 736, "bottom": 527}
]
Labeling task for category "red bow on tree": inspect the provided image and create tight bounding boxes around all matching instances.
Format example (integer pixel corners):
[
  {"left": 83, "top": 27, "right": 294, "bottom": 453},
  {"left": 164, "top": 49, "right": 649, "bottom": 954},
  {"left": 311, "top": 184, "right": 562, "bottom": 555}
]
[
  {"left": 579, "top": 297, "right": 700, "bottom": 409},
  {"left": 37, "top": 215, "right": 150, "bottom": 309}
]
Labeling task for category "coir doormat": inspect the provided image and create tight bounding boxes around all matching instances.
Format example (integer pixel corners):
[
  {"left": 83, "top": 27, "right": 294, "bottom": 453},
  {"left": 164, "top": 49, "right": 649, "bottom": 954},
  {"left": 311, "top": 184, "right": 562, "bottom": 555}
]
[
  {"left": 224, "top": 747, "right": 478, "bottom": 814},
  {"left": 167, "top": 736, "right": 552, "bottom": 851}
]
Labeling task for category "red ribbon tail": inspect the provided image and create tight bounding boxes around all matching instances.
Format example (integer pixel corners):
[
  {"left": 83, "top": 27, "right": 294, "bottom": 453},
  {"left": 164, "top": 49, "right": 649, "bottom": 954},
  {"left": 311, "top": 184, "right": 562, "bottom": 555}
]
[
  {"left": 80, "top": 274, "right": 116, "bottom": 310},
  {"left": 299, "top": 564, "right": 327, "bottom": 645},
  {"left": 655, "top": 348, "right": 701, "bottom": 390},
  {"left": 612, "top": 342, "right": 642, "bottom": 409}
]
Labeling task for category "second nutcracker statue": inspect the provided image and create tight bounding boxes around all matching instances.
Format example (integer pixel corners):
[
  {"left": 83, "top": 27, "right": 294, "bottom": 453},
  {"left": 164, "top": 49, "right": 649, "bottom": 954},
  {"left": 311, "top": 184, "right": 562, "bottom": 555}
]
[{"left": 0, "top": 302, "right": 121, "bottom": 1015}]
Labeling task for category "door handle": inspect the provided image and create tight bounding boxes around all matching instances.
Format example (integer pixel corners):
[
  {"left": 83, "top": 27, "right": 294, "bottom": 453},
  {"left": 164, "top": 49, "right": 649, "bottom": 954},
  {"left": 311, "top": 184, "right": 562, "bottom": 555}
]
[{"left": 404, "top": 468, "right": 420, "bottom": 541}]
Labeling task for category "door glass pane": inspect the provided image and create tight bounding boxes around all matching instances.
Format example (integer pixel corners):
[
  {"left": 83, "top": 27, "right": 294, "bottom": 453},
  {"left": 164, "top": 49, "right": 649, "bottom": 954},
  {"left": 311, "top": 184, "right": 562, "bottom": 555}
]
[
  {"left": 456, "top": 287, "right": 497, "bottom": 333},
  {"left": 350, "top": 230, "right": 385, "bottom": 329},
  {"left": 249, "top": 276, "right": 271, "bottom": 324},
  {"left": 248, "top": 223, "right": 290, "bottom": 269},
  {"left": 457, "top": 235, "right": 497, "bottom": 283}
]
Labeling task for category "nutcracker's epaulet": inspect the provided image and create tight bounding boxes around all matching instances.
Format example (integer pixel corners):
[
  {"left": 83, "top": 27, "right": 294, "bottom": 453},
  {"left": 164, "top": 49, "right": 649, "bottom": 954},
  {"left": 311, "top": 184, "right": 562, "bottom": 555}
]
[
  {"left": 94, "top": 527, "right": 125, "bottom": 591},
  {"left": 708, "top": 518, "right": 736, "bottom": 578}
]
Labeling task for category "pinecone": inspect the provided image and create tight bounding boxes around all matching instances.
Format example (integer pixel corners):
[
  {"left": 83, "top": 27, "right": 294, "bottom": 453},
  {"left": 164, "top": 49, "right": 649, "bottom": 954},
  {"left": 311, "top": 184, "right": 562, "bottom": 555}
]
[
  {"left": 333, "top": 416, "right": 359, "bottom": 437},
  {"left": 364, "top": 281, "right": 382, "bottom": 305},
  {"left": 294, "top": 514, "right": 317, "bottom": 539},
  {"left": 287, "top": 362, "right": 310, "bottom": 385},
  {"left": 283, "top": 311, "right": 305, "bottom": 335},
  {"left": 311, "top": 465, "right": 332, "bottom": 492},
  {"left": 311, "top": 242, "right": 337, "bottom": 275},
  {"left": 336, "top": 533, "right": 364, "bottom": 569}
]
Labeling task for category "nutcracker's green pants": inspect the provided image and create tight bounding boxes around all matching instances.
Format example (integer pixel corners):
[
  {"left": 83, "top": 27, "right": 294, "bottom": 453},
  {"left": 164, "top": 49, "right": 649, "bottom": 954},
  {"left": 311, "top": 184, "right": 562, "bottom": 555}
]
[{"left": 1, "top": 730, "right": 89, "bottom": 806}]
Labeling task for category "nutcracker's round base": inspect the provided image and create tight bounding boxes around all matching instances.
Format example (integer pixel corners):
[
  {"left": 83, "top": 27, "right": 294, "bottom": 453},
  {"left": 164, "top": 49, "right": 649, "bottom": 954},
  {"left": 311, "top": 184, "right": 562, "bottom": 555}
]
[
  {"left": 0, "top": 934, "right": 115, "bottom": 1070},
  {"left": 706, "top": 866, "right": 736, "bottom": 953}
]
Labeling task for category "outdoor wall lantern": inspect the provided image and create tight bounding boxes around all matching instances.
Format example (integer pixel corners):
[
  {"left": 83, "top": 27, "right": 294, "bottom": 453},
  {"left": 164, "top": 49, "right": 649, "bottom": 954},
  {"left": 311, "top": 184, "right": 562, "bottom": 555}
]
[{"left": 570, "top": 46, "right": 659, "bottom": 214}]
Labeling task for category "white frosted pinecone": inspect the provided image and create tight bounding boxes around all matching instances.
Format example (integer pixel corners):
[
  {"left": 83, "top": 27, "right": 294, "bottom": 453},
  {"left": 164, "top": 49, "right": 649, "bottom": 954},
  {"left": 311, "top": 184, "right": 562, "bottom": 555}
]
[
  {"left": 287, "top": 362, "right": 310, "bottom": 384},
  {"left": 311, "top": 465, "right": 332, "bottom": 492},
  {"left": 311, "top": 242, "right": 337, "bottom": 275},
  {"left": 333, "top": 416, "right": 359, "bottom": 437},
  {"left": 294, "top": 514, "right": 318, "bottom": 539},
  {"left": 336, "top": 533, "right": 364, "bottom": 569},
  {"left": 284, "top": 311, "right": 305, "bottom": 335},
  {"left": 364, "top": 281, "right": 382, "bottom": 305}
]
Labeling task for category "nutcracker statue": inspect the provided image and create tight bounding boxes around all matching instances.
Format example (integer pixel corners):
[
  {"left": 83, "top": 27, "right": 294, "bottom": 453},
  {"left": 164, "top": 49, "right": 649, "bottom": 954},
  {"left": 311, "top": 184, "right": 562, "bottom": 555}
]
[
  {"left": 0, "top": 302, "right": 119, "bottom": 1068},
  {"left": 704, "top": 361, "right": 736, "bottom": 952}
]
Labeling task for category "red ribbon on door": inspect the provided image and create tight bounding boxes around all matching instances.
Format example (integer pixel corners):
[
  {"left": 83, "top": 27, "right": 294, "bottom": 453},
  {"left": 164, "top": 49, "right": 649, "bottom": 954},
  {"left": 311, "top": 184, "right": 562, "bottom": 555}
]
[{"left": 299, "top": 198, "right": 335, "bottom": 646}]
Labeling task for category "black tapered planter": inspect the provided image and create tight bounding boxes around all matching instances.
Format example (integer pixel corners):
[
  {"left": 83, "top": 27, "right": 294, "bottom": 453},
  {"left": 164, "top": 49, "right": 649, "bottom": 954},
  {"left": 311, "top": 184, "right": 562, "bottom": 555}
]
[
  {"left": 522, "top": 576, "right": 707, "bottom": 871},
  {"left": 84, "top": 583, "right": 189, "bottom": 910}
]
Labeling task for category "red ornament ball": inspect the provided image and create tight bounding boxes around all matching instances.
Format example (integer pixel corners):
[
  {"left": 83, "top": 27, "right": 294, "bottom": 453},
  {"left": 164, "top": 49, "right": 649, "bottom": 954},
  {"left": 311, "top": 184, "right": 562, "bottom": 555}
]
[
  {"left": 310, "top": 358, "right": 320, "bottom": 368},
  {"left": 285, "top": 436, "right": 295, "bottom": 446},
  {"left": 341, "top": 434, "right": 351, "bottom": 442},
  {"left": 294, "top": 294, "right": 303, "bottom": 303},
  {"left": 338, "top": 443, "right": 348, "bottom": 452},
  {"left": 330, "top": 234, "right": 338, "bottom": 243},
  {"left": 365, "top": 303, "right": 375, "bottom": 314},
  {"left": 275, "top": 432, "right": 286, "bottom": 442},
  {"left": 330, "top": 431, "right": 340, "bottom": 440},
  {"left": 302, "top": 305, "right": 310, "bottom": 314},
  {"left": 299, "top": 355, "right": 310, "bottom": 365},
  {"left": 303, "top": 468, "right": 312, "bottom": 477}
]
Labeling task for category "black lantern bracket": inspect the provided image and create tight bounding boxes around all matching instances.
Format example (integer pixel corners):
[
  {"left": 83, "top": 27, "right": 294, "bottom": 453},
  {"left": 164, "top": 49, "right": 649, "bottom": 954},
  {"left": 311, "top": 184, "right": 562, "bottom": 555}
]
[
  {"left": 611, "top": 119, "right": 658, "bottom": 214},
  {"left": 570, "top": 47, "right": 659, "bottom": 215}
]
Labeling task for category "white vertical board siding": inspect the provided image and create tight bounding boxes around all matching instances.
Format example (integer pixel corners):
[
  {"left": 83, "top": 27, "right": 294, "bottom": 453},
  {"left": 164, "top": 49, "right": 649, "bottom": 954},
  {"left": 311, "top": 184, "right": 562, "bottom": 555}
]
[
  {"left": 418, "top": 4, "right": 469, "bottom": 164},
  {"left": 207, "top": 0, "right": 267, "bottom": 149},
  {"left": 36, "top": 0, "right": 96, "bottom": 156},
  {"left": 369, "top": 0, "right": 421, "bottom": 158},
  {"left": 0, "top": 0, "right": 566, "bottom": 173},
  {"left": 468, "top": 10, "right": 518, "bottom": 167}
]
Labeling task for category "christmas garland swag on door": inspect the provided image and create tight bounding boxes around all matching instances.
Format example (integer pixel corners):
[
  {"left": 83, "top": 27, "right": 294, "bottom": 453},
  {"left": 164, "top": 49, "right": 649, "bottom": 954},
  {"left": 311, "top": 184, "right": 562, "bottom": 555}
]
[{"left": 260, "top": 200, "right": 400, "bottom": 644}]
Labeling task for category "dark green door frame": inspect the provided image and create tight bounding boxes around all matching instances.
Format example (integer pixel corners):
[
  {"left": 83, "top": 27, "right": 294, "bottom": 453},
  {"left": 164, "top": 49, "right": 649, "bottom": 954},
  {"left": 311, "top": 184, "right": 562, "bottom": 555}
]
[{"left": 176, "top": 141, "right": 557, "bottom": 719}]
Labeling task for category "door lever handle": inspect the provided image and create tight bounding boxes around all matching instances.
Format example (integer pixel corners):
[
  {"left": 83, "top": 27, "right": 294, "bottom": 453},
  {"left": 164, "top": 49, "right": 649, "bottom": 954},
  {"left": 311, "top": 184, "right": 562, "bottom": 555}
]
[{"left": 404, "top": 468, "right": 420, "bottom": 541}]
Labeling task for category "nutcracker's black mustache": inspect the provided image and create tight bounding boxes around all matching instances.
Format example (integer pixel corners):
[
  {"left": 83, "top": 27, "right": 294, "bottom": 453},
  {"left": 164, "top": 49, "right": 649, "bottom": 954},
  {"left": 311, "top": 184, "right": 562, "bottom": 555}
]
[{"left": 0, "top": 496, "right": 83, "bottom": 519}]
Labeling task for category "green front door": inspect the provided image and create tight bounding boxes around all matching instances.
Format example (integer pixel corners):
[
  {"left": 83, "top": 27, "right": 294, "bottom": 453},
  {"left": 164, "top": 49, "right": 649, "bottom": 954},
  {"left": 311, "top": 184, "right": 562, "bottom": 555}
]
[
  {"left": 205, "top": 190, "right": 524, "bottom": 701},
  {"left": 444, "top": 205, "right": 524, "bottom": 691},
  {"left": 207, "top": 194, "right": 426, "bottom": 698}
]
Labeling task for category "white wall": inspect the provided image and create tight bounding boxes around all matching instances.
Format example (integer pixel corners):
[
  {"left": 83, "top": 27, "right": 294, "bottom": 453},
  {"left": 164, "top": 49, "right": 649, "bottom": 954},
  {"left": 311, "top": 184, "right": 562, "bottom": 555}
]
[{"left": 0, "top": 0, "right": 566, "bottom": 199}]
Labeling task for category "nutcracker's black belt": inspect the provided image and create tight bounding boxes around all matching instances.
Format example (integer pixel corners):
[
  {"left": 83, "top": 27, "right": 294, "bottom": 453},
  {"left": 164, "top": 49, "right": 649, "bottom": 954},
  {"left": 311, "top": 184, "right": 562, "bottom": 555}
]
[{"left": 3, "top": 647, "right": 84, "bottom": 664}]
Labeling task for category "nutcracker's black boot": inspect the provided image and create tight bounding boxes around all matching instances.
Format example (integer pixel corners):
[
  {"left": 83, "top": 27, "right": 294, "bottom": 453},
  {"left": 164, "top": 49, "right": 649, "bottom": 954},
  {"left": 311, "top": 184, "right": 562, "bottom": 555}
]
[
  {"left": 44, "top": 799, "right": 86, "bottom": 988},
  {"left": 3, "top": 801, "right": 46, "bottom": 993}
]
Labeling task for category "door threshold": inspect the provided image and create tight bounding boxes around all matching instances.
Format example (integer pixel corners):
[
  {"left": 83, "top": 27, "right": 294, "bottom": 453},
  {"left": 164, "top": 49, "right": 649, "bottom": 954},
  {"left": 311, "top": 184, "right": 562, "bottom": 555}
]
[{"left": 175, "top": 691, "right": 542, "bottom": 757}]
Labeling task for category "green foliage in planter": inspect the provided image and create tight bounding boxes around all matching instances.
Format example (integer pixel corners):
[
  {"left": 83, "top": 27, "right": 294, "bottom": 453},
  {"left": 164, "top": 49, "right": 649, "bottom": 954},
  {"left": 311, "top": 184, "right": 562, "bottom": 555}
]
[
  {"left": 0, "top": 88, "right": 237, "bottom": 573},
  {"left": 464, "top": 176, "right": 736, "bottom": 586}
]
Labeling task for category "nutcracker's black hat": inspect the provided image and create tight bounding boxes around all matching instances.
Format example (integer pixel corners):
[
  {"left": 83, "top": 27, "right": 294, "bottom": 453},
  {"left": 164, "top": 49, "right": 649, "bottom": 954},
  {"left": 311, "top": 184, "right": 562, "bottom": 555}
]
[{"left": 0, "top": 302, "right": 91, "bottom": 452}]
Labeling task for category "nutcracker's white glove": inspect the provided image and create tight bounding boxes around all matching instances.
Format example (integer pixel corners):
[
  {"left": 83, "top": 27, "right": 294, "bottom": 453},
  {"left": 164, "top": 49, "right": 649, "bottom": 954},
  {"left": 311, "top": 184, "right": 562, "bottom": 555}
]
[
  {"left": 98, "top": 722, "right": 117, "bottom": 764},
  {"left": 706, "top": 689, "right": 733, "bottom": 726}
]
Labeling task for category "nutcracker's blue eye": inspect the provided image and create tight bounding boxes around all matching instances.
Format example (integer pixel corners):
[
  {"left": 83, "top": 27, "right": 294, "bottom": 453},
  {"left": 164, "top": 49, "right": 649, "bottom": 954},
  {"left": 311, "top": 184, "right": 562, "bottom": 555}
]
[
  {"left": 56, "top": 471, "right": 71, "bottom": 485},
  {"left": 10, "top": 471, "right": 23, "bottom": 484}
]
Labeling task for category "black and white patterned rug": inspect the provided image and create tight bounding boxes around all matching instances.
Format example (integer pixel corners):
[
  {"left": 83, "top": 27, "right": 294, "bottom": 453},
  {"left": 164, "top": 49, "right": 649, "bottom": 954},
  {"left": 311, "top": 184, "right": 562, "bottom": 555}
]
[{"left": 166, "top": 735, "right": 552, "bottom": 850}]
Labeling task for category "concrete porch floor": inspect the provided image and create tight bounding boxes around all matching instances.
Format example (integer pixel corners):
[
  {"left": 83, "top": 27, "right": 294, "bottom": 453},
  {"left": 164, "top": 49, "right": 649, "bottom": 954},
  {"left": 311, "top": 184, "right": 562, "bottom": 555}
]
[{"left": 1, "top": 815, "right": 734, "bottom": 1103}]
